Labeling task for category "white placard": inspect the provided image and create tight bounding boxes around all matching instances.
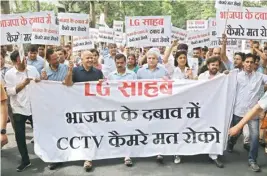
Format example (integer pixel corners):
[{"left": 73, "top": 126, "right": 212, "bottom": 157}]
[
  {"left": 31, "top": 23, "right": 60, "bottom": 46},
  {"left": 89, "top": 28, "right": 99, "bottom": 42},
  {"left": 171, "top": 26, "right": 187, "bottom": 42},
  {"left": 0, "top": 11, "right": 55, "bottom": 45},
  {"left": 186, "top": 20, "right": 208, "bottom": 31},
  {"left": 73, "top": 36, "right": 94, "bottom": 52},
  {"left": 187, "top": 30, "right": 211, "bottom": 49},
  {"left": 209, "top": 18, "right": 239, "bottom": 49},
  {"left": 126, "top": 29, "right": 150, "bottom": 47},
  {"left": 113, "top": 20, "right": 124, "bottom": 44},
  {"left": 216, "top": 7, "right": 267, "bottom": 40},
  {"left": 98, "top": 27, "right": 115, "bottom": 43},
  {"left": 125, "top": 16, "right": 171, "bottom": 46},
  {"left": 215, "top": 0, "right": 243, "bottom": 10},
  {"left": 58, "top": 13, "right": 89, "bottom": 37}
]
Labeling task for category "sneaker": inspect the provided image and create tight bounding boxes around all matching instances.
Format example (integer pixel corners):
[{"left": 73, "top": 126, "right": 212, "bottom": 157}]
[
  {"left": 227, "top": 143, "right": 234, "bottom": 153},
  {"left": 83, "top": 160, "right": 92, "bottom": 172},
  {"left": 48, "top": 163, "right": 62, "bottom": 170},
  {"left": 156, "top": 155, "right": 163, "bottom": 164},
  {"left": 249, "top": 162, "right": 261, "bottom": 172},
  {"left": 16, "top": 162, "right": 31, "bottom": 172},
  {"left": 213, "top": 158, "right": 224, "bottom": 168},
  {"left": 173, "top": 155, "right": 181, "bottom": 164}
]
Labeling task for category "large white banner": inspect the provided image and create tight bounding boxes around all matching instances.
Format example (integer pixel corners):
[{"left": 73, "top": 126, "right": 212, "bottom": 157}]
[
  {"left": 125, "top": 16, "right": 171, "bottom": 46},
  {"left": 0, "top": 11, "right": 55, "bottom": 45},
  {"left": 186, "top": 20, "right": 208, "bottom": 31},
  {"left": 216, "top": 7, "right": 267, "bottom": 40},
  {"left": 29, "top": 72, "right": 237, "bottom": 162},
  {"left": 73, "top": 36, "right": 94, "bottom": 52},
  {"left": 171, "top": 26, "right": 187, "bottom": 42},
  {"left": 31, "top": 23, "right": 60, "bottom": 46},
  {"left": 58, "top": 13, "right": 89, "bottom": 37},
  {"left": 215, "top": 0, "right": 243, "bottom": 10}
]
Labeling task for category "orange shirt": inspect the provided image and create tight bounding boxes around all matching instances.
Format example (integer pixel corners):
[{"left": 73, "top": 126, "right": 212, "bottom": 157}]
[{"left": 0, "top": 83, "right": 7, "bottom": 102}]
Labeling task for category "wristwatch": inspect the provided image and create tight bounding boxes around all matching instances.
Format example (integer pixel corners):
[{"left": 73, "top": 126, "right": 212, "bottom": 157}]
[{"left": 1, "top": 129, "right": 6, "bottom": 134}]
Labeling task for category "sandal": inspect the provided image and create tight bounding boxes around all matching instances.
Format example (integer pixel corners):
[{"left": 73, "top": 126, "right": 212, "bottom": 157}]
[
  {"left": 83, "top": 160, "right": 93, "bottom": 172},
  {"left": 124, "top": 158, "right": 133, "bottom": 167}
]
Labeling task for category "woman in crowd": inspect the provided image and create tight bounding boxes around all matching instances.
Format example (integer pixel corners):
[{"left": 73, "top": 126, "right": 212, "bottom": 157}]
[{"left": 127, "top": 54, "right": 139, "bottom": 73}]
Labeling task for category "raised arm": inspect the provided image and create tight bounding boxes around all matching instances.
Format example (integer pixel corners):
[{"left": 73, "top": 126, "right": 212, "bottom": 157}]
[{"left": 163, "top": 40, "right": 178, "bottom": 64}]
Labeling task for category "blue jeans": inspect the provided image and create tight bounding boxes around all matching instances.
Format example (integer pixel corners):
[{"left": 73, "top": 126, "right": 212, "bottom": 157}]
[{"left": 228, "top": 114, "right": 259, "bottom": 163}]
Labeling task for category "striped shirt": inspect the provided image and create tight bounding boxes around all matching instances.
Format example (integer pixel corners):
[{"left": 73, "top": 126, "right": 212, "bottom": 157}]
[{"left": 43, "top": 64, "right": 68, "bottom": 81}]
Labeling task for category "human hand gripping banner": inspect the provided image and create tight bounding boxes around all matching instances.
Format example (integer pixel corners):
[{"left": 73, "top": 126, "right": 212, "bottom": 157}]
[{"left": 29, "top": 71, "right": 237, "bottom": 162}]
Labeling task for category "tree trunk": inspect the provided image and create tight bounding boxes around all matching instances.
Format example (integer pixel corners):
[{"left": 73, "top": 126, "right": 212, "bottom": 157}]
[
  {"left": 104, "top": 2, "right": 108, "bottom": 21},
  {"left": 36, "top": 0, "right": 40, "bottom": 12},
  {"left": 89, "top": 1, "right": 96, "bottom": 28},
  {"left": 1, "top": 0, "right": 12, "bottom": 52},
  {"left": 1, "top": 0, "right": 10, "bottom": 14}
]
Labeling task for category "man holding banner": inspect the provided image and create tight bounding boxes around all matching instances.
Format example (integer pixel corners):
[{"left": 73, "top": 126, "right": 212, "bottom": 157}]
[
  {"left": 4, "top": 51, "right": 40, "bottom": 172},
  {"left": 64, "top": 50, "right": 104, "bottom": 171},
  {"left": 107, "top": 53, "right": 137, "bottom": 166}
]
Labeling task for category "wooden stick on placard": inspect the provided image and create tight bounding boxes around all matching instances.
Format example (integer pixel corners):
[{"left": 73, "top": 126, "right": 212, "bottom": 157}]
[
  {"left": 223, "top": 8, "right": 230, "bottom": 34},
  {"left": 43, "top": 45, "right": 47, "bottom": 68}
]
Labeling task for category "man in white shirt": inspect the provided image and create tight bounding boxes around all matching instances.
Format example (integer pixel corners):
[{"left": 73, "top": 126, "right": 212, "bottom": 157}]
[
  {"left": 4, "top": 51, "right": 40, "bottom": 172},
  {"left": 227, "top": 53, "right": 267, "bottom": 172},
  {"left": 197, "top": 56, "right": 224, "bottom": 168},
  {"left": 198, "top": 57, "right": 222, "bottom": 80}
]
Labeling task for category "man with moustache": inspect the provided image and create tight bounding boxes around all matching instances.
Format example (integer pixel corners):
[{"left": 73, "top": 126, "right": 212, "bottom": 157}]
[
  {"left": 64, "top": 50, "right": 103, "bottom": 172},
  {"left": 198, "top": 56, "right": 227, "bottom": 168},
  {"left": 4, "top": 51, "right": 40, "bottom": 172}
]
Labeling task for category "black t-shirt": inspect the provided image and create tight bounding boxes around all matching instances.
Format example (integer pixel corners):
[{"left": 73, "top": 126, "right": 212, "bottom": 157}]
[{"left": 72, "top": 66, "right": 103, "bottom": 83}]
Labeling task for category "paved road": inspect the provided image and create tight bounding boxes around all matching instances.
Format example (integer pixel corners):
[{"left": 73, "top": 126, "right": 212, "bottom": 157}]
[{"left": 1, "top": 123, "right": 267, "bottom": 176}]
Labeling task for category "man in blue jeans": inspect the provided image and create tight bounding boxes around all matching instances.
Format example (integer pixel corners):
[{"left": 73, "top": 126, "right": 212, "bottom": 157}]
[{"left": 227, "top": 53, "right": 267, "bottom": 172}]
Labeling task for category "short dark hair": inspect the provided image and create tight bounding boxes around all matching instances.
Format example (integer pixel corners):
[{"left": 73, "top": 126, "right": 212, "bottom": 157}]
[
  {"left": 10, "top": 50, "right": 20, "bottom": 62},
  {"left": 38, "top": 45, "right": 45, "bottom": 49},
  {"left": 89, "top": 49, "right": 99, "bottom": 56},
  {"left": 234, "top": 52, "right": 245, "bottom": 60},
  {"left": 115, "top": 53, "right": 126, "bottom": 62},
  {"left": 46, "top": 49, "right": 54, "bottom": 61},
  {"left": 244, "top": 53, "right": 256, "bottom": 62},
  {"left": 206, "top": 56, "right": 220, "bottom": 65},
  {"left": 177, "top": 43, "right": 188, "bottom": 52},
  {"left": 28, "top": 45, "right": 38, "bottom": 52},
  {"left": 253, "top": 41, "right": 259, "bottom": 45},
  {"left": 174, "top": 50, "right": 189, "bottom": 67},
  {"left": 55, "top": 47, "right": 67, "bottom": 55},
  {"left": 193, "top": 47, "right": 202, "bottom": 51},
  {"left": 108, "top": 43, "right": 117, "bottom": 48},
  {"left": 202, "top": 46, "right": 208, "bottom": 52}
]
